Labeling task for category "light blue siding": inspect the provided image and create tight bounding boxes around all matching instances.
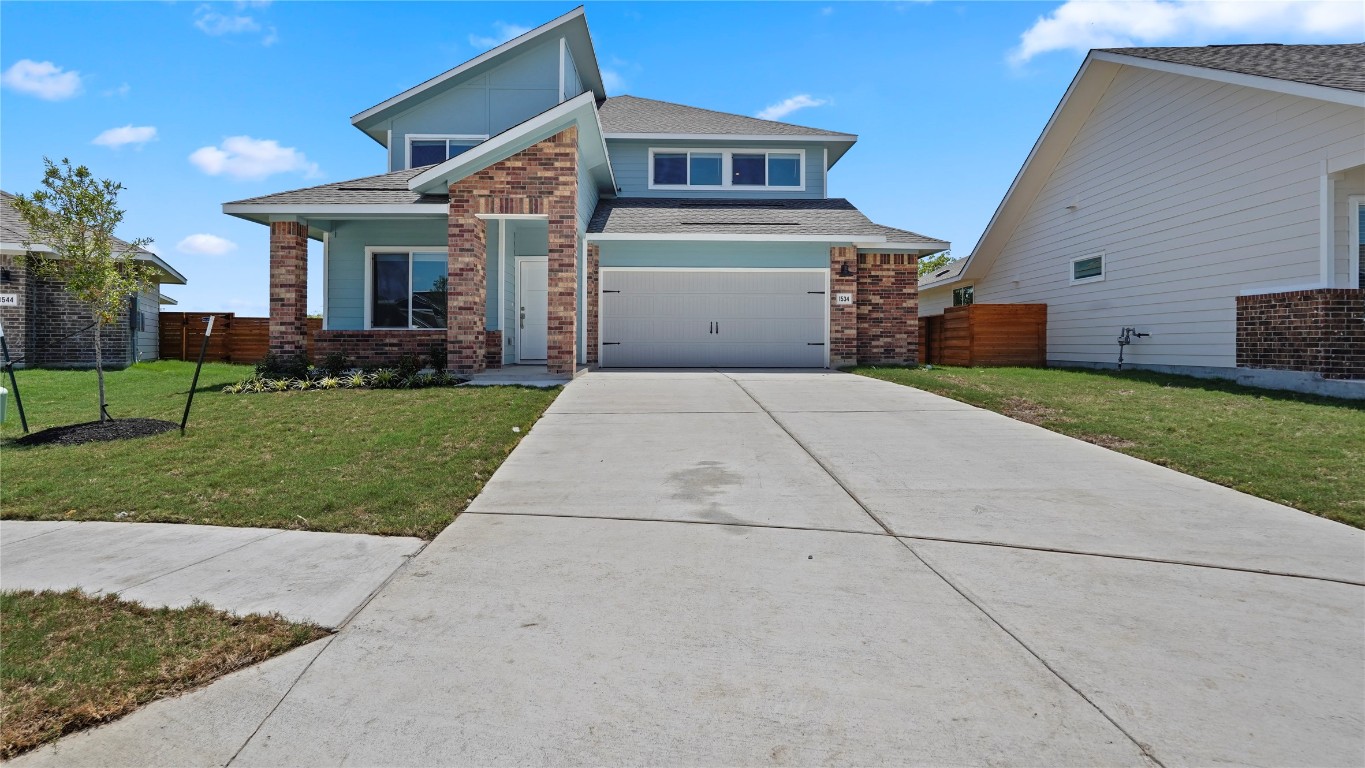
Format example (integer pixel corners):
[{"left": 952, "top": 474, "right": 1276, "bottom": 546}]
[
  {"left": 325, "top": 219, "right": 448, "bottom": 330},
  {"left": 563, "top": 44, "right": 584, "bottom": 99},
  {"left": 596, "top": 240, "right": 833, "bottom": 269},
  {"left": 605, "top": 140, "right": 828, "bottom": 199},
  {"left": 387, "top": 39, "right": 562, "bottom": 170},
  {"left": 577, "top": 160, "right": 599, "bottom": 233}
]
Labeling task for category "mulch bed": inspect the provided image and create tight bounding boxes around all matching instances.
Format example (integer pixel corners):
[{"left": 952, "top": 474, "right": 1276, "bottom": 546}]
[{"left": 13, "top": 418, "right": 178, "bottom": 447}]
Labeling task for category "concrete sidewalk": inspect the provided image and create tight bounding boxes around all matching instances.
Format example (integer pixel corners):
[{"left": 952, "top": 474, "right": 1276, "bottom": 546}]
[
  {"left": 12, "top": 371, "right": 1364, "bottom": 767},
  {"left": 0, "top": 521, "right": 424, "bottom": 628}
]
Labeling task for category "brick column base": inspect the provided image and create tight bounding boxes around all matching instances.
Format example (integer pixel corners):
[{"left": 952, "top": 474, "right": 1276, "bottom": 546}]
[
  {"left": 856, "top": 252, "right": 919, "bottom": 365},
  {"left": 829, "top": 246, "right": 858, "bottom": 367},
  {"left": 269, "top": 220, "right": 309, "bottom": 358},
  {"left": 585, "top": 243, "right": 600, "bottom": 365},
  {"left": 485, "top": 330, "right": 503, "bottom": 369}
]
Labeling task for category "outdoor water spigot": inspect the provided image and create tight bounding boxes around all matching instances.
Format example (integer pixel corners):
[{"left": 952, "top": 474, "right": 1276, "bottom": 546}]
[{"left": 1116, "top": 327, "right": 1150, "bottom": 370}]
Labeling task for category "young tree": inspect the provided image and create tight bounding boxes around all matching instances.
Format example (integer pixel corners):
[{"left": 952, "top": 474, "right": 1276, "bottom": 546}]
[
  {"left": 917, "top": 250, "right": 954, "bottom": 278},
  {"left": 12, "top": 158, "right": 158, "bottom": 422}
]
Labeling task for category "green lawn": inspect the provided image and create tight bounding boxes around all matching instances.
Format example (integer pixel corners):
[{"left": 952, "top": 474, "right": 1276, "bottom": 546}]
[
  {"left": 851, "top": 365, "right": 1365, "bottom": 529},
  {"left": 0, "top": 589, "right": 327, "bottom": 758},
  {"left": 0, "top": 361, "right": 558, "bottom": 537}
]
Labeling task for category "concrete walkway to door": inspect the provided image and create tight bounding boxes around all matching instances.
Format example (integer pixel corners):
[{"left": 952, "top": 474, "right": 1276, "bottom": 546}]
[{"left": 16, "top": 370, "right": 1363, "bottom": 767}]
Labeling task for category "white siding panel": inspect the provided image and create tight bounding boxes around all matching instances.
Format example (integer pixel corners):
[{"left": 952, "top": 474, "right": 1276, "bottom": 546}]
[{"left": 971, "top": 65, "right": 1364, "bottom": 367}]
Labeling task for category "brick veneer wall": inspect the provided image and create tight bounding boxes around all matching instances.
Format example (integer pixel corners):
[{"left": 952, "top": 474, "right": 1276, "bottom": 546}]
[
  {"left": 448, "top": 126, "right": 579, "bottom": 375},
  {"left": 312, "top": 330, "right": 445, "bottom": 368},
  {"left": 856, "top": 252, "right": 919, "bottom": 365},
  {"left": 485, "top": 330, "right": 502, "bottom": 369},
  {"left": 1237, "top": 288, "right": 1364, "bottom": 380},
  {"left": 585, "top": 242, "right": 599, "bottom": 365},
  {"left": 829, "top": 246, "right": 858, "bottom": 367},
  {"left": 0, "top": 255, "right": 29, "bottom": 364},
  {"left": 269, "top": 220, "right": 309, "bottom": 357}
]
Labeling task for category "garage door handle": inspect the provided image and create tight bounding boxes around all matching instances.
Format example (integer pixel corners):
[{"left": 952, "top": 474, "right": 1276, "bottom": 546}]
[{"left": 716, "top": 322, "right": 720, "bottom": 335}]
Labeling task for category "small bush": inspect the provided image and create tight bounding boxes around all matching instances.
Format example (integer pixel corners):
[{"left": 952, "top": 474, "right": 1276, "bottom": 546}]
[
  {"left": 255, "top": 352, "right": 310, "bottom": 380},
  {"left": 427, "top": 342, "right": 447, "bottom": 374},
  {"left": 394, "top": 354, "right": 421, "bottom": 379},
  {"left": 290, "top": 378, "right": 312, "bottom": 391},
  {"left": 322, "top": 352, "right": 349, "bottom": 377},
  {"left": 344, "top": 372, "right": 367, "bottom": 389},
  {"left": 371, "top": 369, "right": 398, "bottom": 389},
  {"left": 317, "top": 376, "right": 341, "bottom": 390}
]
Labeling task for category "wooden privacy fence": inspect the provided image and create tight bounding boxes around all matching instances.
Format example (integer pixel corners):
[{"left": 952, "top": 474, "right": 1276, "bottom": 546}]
[
  {"left": 919, "top": 304, "right": 1047, "bottom": 367},
  {"left": 160, "top": 313, "right": 321, "bottom": 363}
]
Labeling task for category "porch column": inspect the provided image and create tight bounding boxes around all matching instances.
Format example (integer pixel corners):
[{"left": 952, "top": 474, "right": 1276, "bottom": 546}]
[
  {"left": 269, "top": 219, "right": 309, "bottom": 357},
  {"left": 856, "top": 252, "right": 920, "bottom": 365},
  {"left": 447, "top": 188, "right": 487, "bottom": 374},
  {"left": 545, "top": 126, "right": 579, "bottom": 376},
  {"left": 829, "top": 246, "right": 858, "bottom": 367}
]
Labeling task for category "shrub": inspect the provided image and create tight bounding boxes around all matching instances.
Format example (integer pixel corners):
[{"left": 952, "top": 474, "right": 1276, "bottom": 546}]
[
  {"left": 254, "top": 353, "right": 283, "bottom": 379},
  {"left": 290, "top": 378, "right": 312, "bottom": 391},
  {"left": 255, "top": 352, "right": 310, "bottom": 380},
  {"left": 394, "top": 354, "right": 421, "bottom": 379},
  {"left": 370, "top": 369, "right": 398, "bottom": 389},
  {"left": 317, "top": 376, "right": 341, "bottom": 390},
  {"left": 344, "top": 371, "right": 367, "bottom": 389},
  {"left": 269, "top": 378, "right": 291, "bottom": 392},
  {"left": 427, "top": 342, "right": 447, "bottom": 374},
  {"left": 322, "top": 351, "right": 349, "bottom": 376}
]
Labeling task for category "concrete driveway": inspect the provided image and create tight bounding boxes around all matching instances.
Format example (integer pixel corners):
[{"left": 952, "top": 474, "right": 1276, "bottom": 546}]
[{"left": 17, "top": 371, "right": 1364, "bottom": 767}]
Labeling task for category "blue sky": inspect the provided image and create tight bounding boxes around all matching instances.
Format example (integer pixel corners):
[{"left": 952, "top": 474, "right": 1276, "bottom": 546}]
[{"left": 2, "top": 1, "right": 1359, "bottom": 315}]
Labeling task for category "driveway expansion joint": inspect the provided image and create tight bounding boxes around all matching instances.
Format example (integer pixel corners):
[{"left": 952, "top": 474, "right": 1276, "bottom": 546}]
[{"left": 725, "top": 373, "right": 1168, "bottom": 767}]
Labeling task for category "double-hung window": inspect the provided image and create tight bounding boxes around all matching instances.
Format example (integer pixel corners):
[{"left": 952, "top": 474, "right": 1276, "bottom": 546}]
[
  {"left": 370, "top": 250, "right": 447, "bottom": 329},
  {"left": 407, "top": 135, "right": 486, "bottom": 168},
  {"left": 649, "top": 149, "right": 804, "bottom": 190}
]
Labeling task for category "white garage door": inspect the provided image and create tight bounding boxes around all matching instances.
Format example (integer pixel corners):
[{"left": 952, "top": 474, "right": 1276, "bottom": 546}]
[{"left": 599, "top": 269, "right": 828, "bottom": 368}]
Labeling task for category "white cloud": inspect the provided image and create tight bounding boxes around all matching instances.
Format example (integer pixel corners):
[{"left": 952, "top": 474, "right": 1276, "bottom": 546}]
[
  {"left": 1, "top": 59, "right": 82, "bottom": 100},
  {"left": 189, "top": 136, "right": 321, "bottom": 181},
  {"left": 601, "top": 69, "right": 627, "bottom": 93},
  {"left": 820, "top": 6, "right": 835, "bottom": 15},
  {"left": 92, "top": 125, "right": 158, "bottom": 149},
  {"left": 103, "top": 82, "right": 131, "bottom": 98},
  {"left": 469, "top": 22, "right": 532, "bottom": 50},
  {"left": 755, "top": 94, "right": 829, "bottom": 121},
  {"left": 1012, "top": 0, "right": 1364, "bottom": 64},
  {"left": 195, "top": 8, "right": 260, "bottom": 35},
  {"left": 177, "top": 233, "right": 238, "bottom": 256},
  {"left": 261, "top": 26, "right": 279, "bottom": 46}
]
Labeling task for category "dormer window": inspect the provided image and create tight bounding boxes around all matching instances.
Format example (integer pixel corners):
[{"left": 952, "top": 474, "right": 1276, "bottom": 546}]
[
  {"left": 649, "top": 149, "right": 805, "bottom": 191},
  {"left": 407, "top": 134, "right": 488, "bottom": 168}
]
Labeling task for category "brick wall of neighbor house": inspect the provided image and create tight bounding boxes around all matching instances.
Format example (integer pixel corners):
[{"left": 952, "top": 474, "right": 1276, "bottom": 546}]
[
  {"left": 27, "top": 274, "right": 134, "bottom": 368},
  {"left": 485, "top": 330, "right": 502, "bottom": 369},
  {"left": 312, "top": 330, "right": 446, "bottom": 368},
  {"left": 829, "top": 246, "right": 858, "bottom": 367},
  {"left": 447, "top": 126, "right": 579, "bottom": 375},
  {"left": 1237, "top": 289, "right": 1365, "bottom": 380},
  {"left": 856, "top": 252, "right": 919, "bottom": 365},
  {"left": 585, "top": 242, "right": 599, "bottom": 365},
  {"left": 0, "top": 256, "right": 29, "bottom": 365},
  {"left": 269, "top": 220, "right": 309, "bottom": 357}
]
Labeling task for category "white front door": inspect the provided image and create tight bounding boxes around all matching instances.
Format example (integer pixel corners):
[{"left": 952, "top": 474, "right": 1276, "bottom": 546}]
[{"left": 517, "top": 258, "right": 549, "bottom": 361}]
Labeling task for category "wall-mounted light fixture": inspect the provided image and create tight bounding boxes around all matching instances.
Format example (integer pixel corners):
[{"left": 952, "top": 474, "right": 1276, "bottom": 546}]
[
  {"left": 838, "top": 262, "right": 853, "bottom": 277},
  {"left": 0, "top": 268, "right": 11, "bottom": 283}
]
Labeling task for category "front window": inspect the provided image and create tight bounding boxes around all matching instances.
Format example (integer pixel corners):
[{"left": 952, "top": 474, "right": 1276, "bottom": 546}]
[
  {"left": 649, "top": 149, "right": 805, "bottom": 190},
  {"left": 408, "top": 136, "right": 486, "bottom": 168},
  {"left": 371, "top": 251, "right": 447, "bottom": 329}
]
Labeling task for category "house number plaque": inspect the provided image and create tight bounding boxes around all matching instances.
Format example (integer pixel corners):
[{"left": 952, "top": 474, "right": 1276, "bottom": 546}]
[
  {"left": 835, "top": 293, "right": 853, "bottom": 305},
  {"left": 0, "top": 294, "right": 18, "bottom": 307}
]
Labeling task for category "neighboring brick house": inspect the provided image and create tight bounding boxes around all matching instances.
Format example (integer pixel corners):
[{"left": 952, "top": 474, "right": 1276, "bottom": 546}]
[
  {"left": 223, "top": 8, "right": 946, "bottom": 375},
  {"left": 1, "top": 191, "right": 186, "bottom": 369},
  {"left": 919, "top": 44, "right": 1364, "bottom": 398}
]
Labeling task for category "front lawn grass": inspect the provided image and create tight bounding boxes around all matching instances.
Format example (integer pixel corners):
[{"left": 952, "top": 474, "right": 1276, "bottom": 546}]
[
  {"left": 0, "top": 589, "right": 327, "bottom": 759},
  {"left": 851, "top": 365, "right": 1365, "bottom": 529},
  {"left": 0, "top": 361, "right": 558, "bottom": 537}
]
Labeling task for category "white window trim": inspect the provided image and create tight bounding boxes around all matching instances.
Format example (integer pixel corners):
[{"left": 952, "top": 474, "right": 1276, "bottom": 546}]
[
  {"left": 363, "top": 245, "right": 447, "bottom": 330},
  {"left": 1349, "top": 195, "right": 1362, "bottom": 290},
  {"left": 405, "top": 134, "right": 489, "bottom": 170},
  {"left": 1069, "top": 252, "right": 1106, "bottom": 285},
  {"left": 647, "top": 148, "right": 806, "bottom": 192}
]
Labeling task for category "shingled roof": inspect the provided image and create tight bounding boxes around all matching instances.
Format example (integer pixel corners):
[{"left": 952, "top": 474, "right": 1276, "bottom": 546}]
[
  {"left": 225, "top": 166, "right": 448, "bottom": 206},
  {"left": 1102, "top": 43, "right": 1365, "bottom": 93},
  {"left": 1, "top": 191, "right": 186, "bottom": 283},
  {"left": 598, "top": 95, "right": 855, "bottom": 138},
  {"left": 588, "top": 198, "right": 945, "bottom": 245}
]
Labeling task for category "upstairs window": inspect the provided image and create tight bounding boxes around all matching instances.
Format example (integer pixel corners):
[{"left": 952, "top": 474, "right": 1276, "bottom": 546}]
[
  {"left": 407, "top": 135, "right": 487, "bottom": 168},
  {"left": 370, "top": 250, "right": 448, "bottom": 329},
  {"left": 649, "top": 149, "right": 805, "bottom": 190},
  {"left": 1070, "top": 252, "right": 1105, "bottom": 284}
]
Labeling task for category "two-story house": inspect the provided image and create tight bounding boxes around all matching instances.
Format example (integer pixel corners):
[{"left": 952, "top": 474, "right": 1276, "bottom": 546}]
[{"left": 224, "top": 8, "right": 947, "bottom": 376}]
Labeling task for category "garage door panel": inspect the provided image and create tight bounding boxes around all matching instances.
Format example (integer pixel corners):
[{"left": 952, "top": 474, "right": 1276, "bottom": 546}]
[{"left": 600, "top": 269, "right": 827, "bottom": 368}]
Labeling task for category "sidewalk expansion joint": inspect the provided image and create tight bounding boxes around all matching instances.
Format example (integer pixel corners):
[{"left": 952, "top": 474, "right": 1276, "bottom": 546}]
[{"left": 112, "top": 529, "right": 286, "bottom": 595}]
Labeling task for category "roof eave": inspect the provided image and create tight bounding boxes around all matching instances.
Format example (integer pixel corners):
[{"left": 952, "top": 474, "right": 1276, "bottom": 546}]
[
  {"left": 1092, "top": 50, "right": 1365, "bottom": 107},
  {"left": 0, "top": 241, "right": 186, "bottom": 285}
]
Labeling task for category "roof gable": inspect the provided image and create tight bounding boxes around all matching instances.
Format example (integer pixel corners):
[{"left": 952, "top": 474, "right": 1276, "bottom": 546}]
[
  {"left": 1099, "top": 43, "right": 1365, "bottom": 94},
  {"left": 351, "top": 7, "right": 604, "bottom": 143}
]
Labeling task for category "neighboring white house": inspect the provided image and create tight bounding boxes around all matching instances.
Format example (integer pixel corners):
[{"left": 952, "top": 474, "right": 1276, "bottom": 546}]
[{"left": 922, "top": 44, "right": 1364, "bottom": 397}]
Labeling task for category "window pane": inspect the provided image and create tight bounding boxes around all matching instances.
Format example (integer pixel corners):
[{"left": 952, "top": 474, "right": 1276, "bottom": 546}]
[
  {"left": 689, "top": 154, "right": 722, "bottom": 186},
  {"left": 732, "top": 154, "right": 765, "bottom": 185},
  {"left": 953, "top": 286, "right": 974, "bottom": 306},
  {"left": 768, "top": 154, "right": 801, "bottom": 186},
  {"left": 1073, "top": 257, "right": 1103, "bottom": 280},
  {"left": 372, "top": 253, "right": 410, "bottom": 328},
  {"left": 410, "top": 141, "right": 446, "bottom": 167},
  {"left": 447, "top": 141, "right": 479, "bottom": 159},
  {"left": 654, "top": 153, "right": 687, "bottom": 185},
  {"left": 410, "top": 253, "right": 448, "bottom": 329}
]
